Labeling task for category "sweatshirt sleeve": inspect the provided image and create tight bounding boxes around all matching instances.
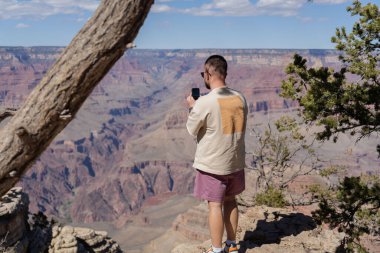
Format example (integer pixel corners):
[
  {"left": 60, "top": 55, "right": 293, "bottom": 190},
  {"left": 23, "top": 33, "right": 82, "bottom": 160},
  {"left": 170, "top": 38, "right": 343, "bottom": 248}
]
[{"left": 186, "top": 101, "right": 206, "bottom": 137}]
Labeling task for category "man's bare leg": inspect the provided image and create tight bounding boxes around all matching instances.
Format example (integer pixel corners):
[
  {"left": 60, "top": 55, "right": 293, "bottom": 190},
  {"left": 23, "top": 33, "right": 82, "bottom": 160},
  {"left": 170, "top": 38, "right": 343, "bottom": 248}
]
[
  {"left": 208, "top": 201, "right": 224, "bottom": 248},
  {"left": 223, "top": 195, "right": 238, "bottom": 242}
]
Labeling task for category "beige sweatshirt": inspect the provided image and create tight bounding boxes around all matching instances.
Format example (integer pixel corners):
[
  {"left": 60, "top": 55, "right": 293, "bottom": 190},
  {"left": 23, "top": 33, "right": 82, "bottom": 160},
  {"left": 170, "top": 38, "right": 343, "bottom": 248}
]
[{"left": 186, "top": 86, "right": 248, "bottom": 175}]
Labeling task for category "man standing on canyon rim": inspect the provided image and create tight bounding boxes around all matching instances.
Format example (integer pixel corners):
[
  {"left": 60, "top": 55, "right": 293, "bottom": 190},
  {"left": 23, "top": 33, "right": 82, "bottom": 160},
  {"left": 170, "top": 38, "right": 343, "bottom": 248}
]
[{"left": 186, "top": 55, "right": 248, "bottom": 253}]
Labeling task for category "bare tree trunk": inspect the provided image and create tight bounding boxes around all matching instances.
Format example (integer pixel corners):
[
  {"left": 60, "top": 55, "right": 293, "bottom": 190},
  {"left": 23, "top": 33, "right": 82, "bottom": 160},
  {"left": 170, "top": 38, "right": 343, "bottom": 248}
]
[{"left": 0, "top": 0, "right": 154, "bottom": 197}]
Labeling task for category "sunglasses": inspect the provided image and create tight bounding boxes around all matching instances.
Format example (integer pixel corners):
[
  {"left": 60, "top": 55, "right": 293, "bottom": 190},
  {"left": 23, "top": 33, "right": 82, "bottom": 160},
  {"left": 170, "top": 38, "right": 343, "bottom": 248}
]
[{"left": 201, "top": 70, "right": 209, "bottom": 78}]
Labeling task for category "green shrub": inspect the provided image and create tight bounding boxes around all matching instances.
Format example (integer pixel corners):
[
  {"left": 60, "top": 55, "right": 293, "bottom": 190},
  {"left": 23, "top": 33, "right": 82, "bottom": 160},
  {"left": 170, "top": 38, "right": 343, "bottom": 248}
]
[
  {"left": 312, "top": 176, "right": 380, "bottom": 253},
  {"left": 255, "top": 186, "right": 287, "bottom": 208}
]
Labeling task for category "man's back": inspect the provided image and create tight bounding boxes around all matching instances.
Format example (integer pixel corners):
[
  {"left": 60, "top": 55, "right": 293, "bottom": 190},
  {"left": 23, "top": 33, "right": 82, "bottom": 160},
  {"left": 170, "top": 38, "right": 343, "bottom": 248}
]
[
  {"left": 186, "top": 55, "right": 247, "bottom": 253},
  {"left": 186, "top": 86, "right": 248, "bottom": 175}
]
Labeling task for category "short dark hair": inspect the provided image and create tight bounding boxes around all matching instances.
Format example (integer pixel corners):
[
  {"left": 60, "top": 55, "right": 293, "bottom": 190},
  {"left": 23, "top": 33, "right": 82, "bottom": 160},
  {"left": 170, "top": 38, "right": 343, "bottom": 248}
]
[{"left": 205, "top": 55, "right": 227, "bottom": 78}]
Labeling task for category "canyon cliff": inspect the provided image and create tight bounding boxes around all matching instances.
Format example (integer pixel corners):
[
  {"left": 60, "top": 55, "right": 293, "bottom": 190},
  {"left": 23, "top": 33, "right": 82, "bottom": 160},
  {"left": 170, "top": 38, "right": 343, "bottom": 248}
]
[{"left": 0, "top": 47, "right": 377, "bottom": 229}]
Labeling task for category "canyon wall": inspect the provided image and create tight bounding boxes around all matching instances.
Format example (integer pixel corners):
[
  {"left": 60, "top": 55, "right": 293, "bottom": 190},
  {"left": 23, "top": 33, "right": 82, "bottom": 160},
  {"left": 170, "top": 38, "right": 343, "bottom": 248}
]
[{"left": 2, "top": 48, "right": 376, "bottom": 226}]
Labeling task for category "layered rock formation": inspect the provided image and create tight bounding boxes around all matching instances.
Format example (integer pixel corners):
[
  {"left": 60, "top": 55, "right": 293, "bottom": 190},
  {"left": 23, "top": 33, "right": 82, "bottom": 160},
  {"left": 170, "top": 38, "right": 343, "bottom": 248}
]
[
  {"left": 0, "top": 187, "right": 122, "bottom": 253},
  {"left": 0, "top": 47, "right": 62, "bottom": 108},
  {"left": 172, "top": 202, "right": 209, "bottom": 242},
  {"left": 48, "top": 225, "right": 121, "bottom": 253},
  {"left": 0, "top": 47, "right": 377, "bottom": 230}
]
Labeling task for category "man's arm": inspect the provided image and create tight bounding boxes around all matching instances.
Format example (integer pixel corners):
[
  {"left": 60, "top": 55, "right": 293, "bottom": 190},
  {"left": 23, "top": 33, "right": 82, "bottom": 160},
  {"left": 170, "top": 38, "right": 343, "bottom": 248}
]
[{"left": 186, "top": 94, "right": 205, "bottom": 137}]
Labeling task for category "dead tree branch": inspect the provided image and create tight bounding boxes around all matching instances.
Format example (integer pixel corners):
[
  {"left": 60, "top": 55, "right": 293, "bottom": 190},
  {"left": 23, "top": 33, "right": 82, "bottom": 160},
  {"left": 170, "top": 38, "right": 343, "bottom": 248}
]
[
  {"left": 0, "top": 108, "right": 17, "bottom": 123},
  {"left": 0, "top": 0, "right": 154, "bottom": 196}
]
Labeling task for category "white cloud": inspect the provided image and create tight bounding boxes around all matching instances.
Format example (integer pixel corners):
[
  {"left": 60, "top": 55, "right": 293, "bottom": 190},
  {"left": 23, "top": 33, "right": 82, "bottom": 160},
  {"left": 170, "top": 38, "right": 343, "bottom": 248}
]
[
  {"left": 157, "top": 0, "right": 300, "bottom": 17},
  {"left": 0, "top": 0, "right": 350, "bottom": 19},
  {"left": 153, "top": 1, "right": 197, "bottom": 13},
  {"left": 157, "top": 0, "right": 194, "bottom": 2},
  {"left": 255, "top": 0, "right": 306, "bottom": 16},
  {"left": 152, "top": 0, "right": 350, "bottom": 17},
  {"left": 256, "top": 0, "right": 303, "bottom": 8},
  {"left": 181, "top": 0, "right": 257, "bottom": 16},
  {"left": 152, "top": 4, "right": 173, "bottom": 13},
  {"left": 313, "top": 0, "right": 348, "bottom": 3},
  {"left": 16, "top": 23, "right": 30, "bottom": 28},
  {"left": 0, "top": 0, "right": 99, "bottom": 19}
]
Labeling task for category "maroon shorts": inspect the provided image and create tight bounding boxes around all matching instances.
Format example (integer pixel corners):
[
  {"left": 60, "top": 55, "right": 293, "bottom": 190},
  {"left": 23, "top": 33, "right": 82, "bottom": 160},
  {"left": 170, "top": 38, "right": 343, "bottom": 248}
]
[{"left": 193, "top": 169, "right": 245, "bottom": 203}]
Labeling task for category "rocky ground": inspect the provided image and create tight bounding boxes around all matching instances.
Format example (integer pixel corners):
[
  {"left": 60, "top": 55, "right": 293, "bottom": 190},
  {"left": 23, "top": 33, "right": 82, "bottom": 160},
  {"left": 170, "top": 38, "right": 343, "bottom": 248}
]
[
  {"left": 145, "top": 170, "right": 379, "bottom": 253},
  {"left": 0, "top": 187, "right": 122, "bottom": 253},
  {"left": 167, "top": 171, "right": 379, "bottom": 253},
  {"left": 1, "top": 186, "right": 379, "bottom": 253},
  {"left": 171, "top": 203, "right": 344, "bottom": 253}
]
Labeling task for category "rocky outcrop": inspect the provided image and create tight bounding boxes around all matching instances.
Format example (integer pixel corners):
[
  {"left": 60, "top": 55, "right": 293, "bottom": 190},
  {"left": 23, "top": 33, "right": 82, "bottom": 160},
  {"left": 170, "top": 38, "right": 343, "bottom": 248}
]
[
  {"left": 172, "top": 202, "right": 209, "bottom": 242},
  {"left": 237, "top": 206, "right": 339, "bottom": 252},
  {"left": 48, "top": 225, "right": 121, "bottom": 253},
  {"left": 0, "top": 187, "right": 29, "bottom": 253},
  {"left": 172, "top": 205, "right": 344, "bottom": 253},
  {"left": 0, "top": 187, "right": 122, "bottom": 253}
]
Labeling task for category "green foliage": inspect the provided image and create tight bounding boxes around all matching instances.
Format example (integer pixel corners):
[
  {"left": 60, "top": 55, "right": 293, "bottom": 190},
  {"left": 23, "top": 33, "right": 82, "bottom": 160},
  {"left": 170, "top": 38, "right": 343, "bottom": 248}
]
[
  {"left": 275, "top": 115, "right": 305, "bottom": 140},
  {"left": 280, "top": 2, "right": 380, "bottom": 251},
  {"left": 308, "top": 184, "right": 334, "bottom": 200},
  {"left": 319, "top": 165, "right": 343, "bottom": 177},
  {"left": 312, "top": 176, "right": 380, "bottom": 253},
  {"left": 251, "top": 115, "right": 319, "bottom": 192},
  {"left": 280, "top": 0, "right": 379, "bottom": 149},
  {"left": 255, "top": 186, "right": 287, "bottom": 208},
  {"left": 333, "top": 1, "right": 380, "bottom": 80}
]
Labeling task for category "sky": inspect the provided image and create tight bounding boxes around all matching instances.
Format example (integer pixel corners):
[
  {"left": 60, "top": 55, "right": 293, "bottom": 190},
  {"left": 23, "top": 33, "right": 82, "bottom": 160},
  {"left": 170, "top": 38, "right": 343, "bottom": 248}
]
[{"left": 0, "top": 0, "right": 376, "bottom": 49}]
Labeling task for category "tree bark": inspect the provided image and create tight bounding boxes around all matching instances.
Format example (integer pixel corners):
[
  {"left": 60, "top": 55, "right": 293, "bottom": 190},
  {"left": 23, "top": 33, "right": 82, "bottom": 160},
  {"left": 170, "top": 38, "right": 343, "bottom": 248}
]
[{"left": 0, "top": 0, "right": 154, "bottom": 196}]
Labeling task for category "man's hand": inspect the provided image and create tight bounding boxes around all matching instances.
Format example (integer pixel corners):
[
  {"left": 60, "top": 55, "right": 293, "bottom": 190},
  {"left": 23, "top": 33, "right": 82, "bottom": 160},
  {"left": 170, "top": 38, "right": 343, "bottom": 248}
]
[{"left": 186, "top": 93, "right": 196, "bottom": 109}]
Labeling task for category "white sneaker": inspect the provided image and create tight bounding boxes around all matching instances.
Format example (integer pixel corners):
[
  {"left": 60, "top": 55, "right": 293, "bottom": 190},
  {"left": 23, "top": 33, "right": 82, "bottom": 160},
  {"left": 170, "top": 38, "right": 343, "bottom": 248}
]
[{"left": 203, "top": 247, "right": 219, "bottom": 253}]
